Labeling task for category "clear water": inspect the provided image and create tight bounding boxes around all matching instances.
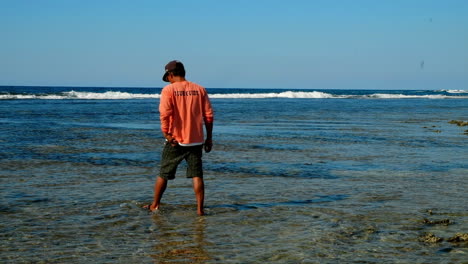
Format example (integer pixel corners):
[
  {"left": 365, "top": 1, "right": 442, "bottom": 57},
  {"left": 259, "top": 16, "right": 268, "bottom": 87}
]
[{"left": 1, "top": 88, "right": 467, "bottom": 263}]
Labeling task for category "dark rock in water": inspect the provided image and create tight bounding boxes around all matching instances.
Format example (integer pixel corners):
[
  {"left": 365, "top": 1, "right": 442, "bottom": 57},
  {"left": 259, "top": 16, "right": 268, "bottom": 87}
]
[
  {"left": 448, "top": 120, "right": 468, "bottom": 126},
  {"left": 0, "top": 205, "right": 20, "bottom": 214},
  {"left": 447, "top": 233, "right": 468, "bottom": 243},
  {"left": 438, "top": 247, "right": 453, "bottom": 253},
  {"left": 423, "top": 218, "right": 452, "bottom": 226},
  {"left": 419, "top": 233, "right": 443, "bottom": 243}
]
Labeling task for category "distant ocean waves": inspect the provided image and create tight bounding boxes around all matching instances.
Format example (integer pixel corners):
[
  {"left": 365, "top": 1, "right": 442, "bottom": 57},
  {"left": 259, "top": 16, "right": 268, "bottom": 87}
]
[
  {"left": 0, "top": 90, "right": 158, "bottom": 100},
  {"left": 211, "top": 91, "right": 468, "bottom": 99},
  {"left": 443, "top": 89, "right": 468, "bottom": 94},
  {"left": 0, "top": 86, "right": 467, "bottom": 100}
]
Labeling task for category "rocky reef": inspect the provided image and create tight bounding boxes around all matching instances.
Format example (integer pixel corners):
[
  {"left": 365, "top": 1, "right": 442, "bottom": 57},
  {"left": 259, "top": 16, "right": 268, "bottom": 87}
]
[
  {"left": 418, "top": 210, "right": 468, "bottom": 248},
  {"left": 447, "top": 233, "right": 468, "bottom": 243},
  {"left": 448, "top": 120, "right": 468, "bottom": 126}
]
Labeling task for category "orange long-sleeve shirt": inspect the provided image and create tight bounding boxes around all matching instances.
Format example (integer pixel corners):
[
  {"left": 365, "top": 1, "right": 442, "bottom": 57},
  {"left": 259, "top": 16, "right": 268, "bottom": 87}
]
[{"left": 159, "top": 81, "right": 214, "bottom": 145}]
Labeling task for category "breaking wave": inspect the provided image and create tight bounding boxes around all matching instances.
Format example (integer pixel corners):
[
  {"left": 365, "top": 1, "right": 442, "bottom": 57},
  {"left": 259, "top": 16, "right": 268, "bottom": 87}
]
[
  {"left": 364, "top": 93, "right": 458, "bottom": 99},
  {"left": 0, "top": 91, "right": 161, "bottom": 100},
  {"left": 439, "top": 89, "right": 468, "bottom": 94},
  {"left": 209, "top": 91, "right": 341, "bottom": 99},
  {"left": 1, "top": 89, "right": 467, "bottom": 100}
]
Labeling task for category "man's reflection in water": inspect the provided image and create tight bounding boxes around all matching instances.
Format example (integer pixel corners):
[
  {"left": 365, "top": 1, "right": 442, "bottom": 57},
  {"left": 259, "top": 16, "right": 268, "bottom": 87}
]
[{"left": 149, "top": 213, "right": 211, "bottom": 263}]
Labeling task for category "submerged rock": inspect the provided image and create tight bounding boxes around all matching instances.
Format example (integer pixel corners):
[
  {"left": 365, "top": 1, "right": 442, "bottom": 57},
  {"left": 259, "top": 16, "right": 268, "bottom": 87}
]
[
  {"left": 419, "top": 233, "right": 443, "bottom": 243},
  {"left": 423, "top": 218, "right": 452, "bottom": 226},
  {"left": 448, "top": 120, "right": 468, "bottom": 126},
  {"left": 447, "top": 233, "right": 468, "bottom": 243},
  {"left": 438, "top": 247, "right": 453, "bottom": 253}
]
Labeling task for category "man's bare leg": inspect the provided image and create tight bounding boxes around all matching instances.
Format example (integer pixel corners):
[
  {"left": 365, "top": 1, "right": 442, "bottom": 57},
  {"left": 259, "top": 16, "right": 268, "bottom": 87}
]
[
  {"left": 147, "top": 176, "right": 167, "bottom": 211},
  {"left": 192, "top": 177, "right": 205, "bottom": 216}
]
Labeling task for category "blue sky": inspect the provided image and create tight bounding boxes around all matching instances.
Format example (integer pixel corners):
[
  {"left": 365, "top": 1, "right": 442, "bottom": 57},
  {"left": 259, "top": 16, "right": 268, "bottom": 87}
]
[{"left": 1, "top": 0, "right": 467, "bottom": 89}]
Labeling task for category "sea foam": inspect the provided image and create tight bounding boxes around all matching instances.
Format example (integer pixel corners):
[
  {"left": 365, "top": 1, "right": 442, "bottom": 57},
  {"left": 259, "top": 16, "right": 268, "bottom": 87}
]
[
  {"left": 1, "top": 90, "right": 467, "bottom": 100},
  {"left": 63, "top": 91, "right": 160, "bottom": 99},
  {"left": 210, "top": 91, "right": 338, "bottom": 99},
  {"left": 367, "top": 93, "right": 454, "bottom": 99},
  {"left": 442, "top": 89, "right": 468, "bottom": 94}
]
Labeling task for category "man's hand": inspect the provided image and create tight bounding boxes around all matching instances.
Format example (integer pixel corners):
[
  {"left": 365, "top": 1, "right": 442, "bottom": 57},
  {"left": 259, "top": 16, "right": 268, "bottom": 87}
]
[
  {"left": 168, "top": 138, "right": 178, "bottom": 146},
  {"left": 204, "top": 139, "right": 213, "bottom": 153},
  {"left": 164, "top": 133, "right": 178, "bottom": 146}
]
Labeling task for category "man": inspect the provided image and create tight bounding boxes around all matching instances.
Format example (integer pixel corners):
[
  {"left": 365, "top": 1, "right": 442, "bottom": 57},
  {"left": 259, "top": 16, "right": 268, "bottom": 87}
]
[{"left": 145, "top": 60, "right": 214, "bottom": 216}]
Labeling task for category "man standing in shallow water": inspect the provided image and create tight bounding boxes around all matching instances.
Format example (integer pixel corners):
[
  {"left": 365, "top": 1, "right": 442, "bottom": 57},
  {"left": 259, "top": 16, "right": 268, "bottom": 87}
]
[{"left": 145, "top": 60, "right": 214, "bottom": 216}]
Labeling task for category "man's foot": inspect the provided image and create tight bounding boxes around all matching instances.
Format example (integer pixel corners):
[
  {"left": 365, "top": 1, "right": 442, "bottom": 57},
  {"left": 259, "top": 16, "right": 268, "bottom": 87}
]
[
  {"left": 197, "top": 209, "right": 205, "bottom": 216},
  {"left": 143, "top": 203, "right": 159, "bottom": 212}
]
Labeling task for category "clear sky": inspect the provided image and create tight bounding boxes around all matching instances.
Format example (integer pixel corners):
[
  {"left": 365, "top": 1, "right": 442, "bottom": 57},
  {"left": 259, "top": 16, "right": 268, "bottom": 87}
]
[{"left": 1, "top": 0, "right": 467, "bottom": 89}]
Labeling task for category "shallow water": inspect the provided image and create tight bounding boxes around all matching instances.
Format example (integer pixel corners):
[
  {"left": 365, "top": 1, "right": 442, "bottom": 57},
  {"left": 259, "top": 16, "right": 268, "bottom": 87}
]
[{"left": 1, "top": 95, "right": 467, "bottom": 263}]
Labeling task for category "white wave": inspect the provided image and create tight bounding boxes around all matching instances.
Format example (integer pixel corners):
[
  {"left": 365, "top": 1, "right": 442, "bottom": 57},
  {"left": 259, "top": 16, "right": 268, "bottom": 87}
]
[
  {"left": 210, "top": 91, "right": 340, "bottom": 99},
  {"left": 441, "top": 89, "right": 468, "bottom": 94},
  {"left": 0, "top": 91, "right": 160, "bottom": 100},
  {"left": 63, "top": 91, "right": 160, "bottom": 99},
  {"left": 0, "top": 94, "right": 65, "bottom": 99},
  {"left": 366, "top": 93, "right": 468, "bottom": 99},
  {"left": 0, "top": 94, "right": 33, "bottom": 100},
  {"left": 2, "top": 90, "right": 339, "bottom": 100},
  {"left": 2, "top": 90, "right": 467, "bottom": 100}
]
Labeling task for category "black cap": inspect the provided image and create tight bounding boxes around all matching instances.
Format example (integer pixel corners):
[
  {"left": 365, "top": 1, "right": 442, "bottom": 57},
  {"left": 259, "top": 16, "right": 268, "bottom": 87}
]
[{"left": 162, "top": 60, "right": 185, "bottom": 82}]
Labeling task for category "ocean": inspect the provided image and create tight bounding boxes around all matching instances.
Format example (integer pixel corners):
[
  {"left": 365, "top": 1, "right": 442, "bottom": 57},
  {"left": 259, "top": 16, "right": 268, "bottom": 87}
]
[{"left": 1, "top": 86, "right": 467, "bottom": 263}]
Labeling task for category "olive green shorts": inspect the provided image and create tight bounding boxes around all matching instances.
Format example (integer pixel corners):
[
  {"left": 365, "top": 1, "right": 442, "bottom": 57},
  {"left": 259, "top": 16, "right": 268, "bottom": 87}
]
[{"left": 159, "top": 142, "right": 203, "bottom": 180}]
